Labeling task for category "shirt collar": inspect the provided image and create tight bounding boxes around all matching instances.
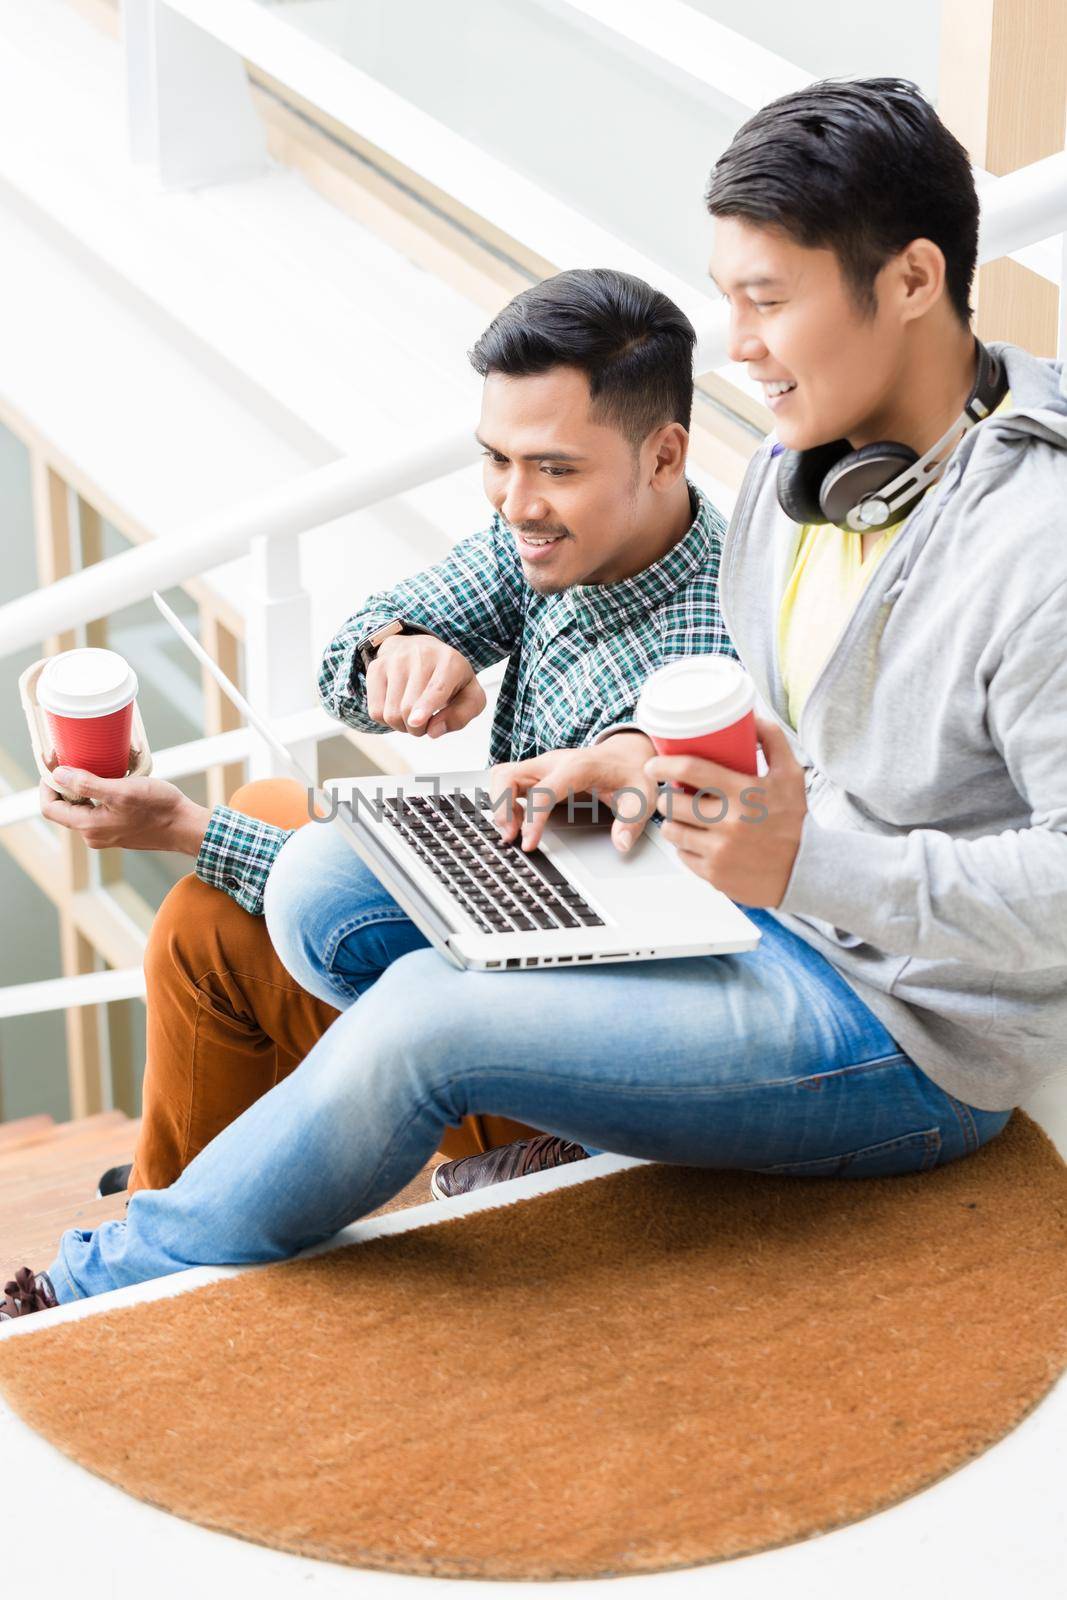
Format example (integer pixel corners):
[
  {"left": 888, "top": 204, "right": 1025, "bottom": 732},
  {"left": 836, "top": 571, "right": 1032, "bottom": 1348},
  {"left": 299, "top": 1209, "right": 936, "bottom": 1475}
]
[{"left": 549, "top": 481, "right": 715, "bottom": 635}]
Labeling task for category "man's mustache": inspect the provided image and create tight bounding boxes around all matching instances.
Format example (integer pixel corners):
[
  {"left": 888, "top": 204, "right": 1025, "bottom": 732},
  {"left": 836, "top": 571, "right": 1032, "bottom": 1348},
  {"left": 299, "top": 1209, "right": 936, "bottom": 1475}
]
[{"left": 506, "top": 521, "right": 573, "bottom": 539}]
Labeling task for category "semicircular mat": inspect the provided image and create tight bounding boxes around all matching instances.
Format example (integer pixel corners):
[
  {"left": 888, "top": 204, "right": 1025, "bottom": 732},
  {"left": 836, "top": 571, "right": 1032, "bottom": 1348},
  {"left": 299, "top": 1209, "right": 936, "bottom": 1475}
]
[{"left": 1, "top": 1110, "right": 1065, "bottom": 1580}]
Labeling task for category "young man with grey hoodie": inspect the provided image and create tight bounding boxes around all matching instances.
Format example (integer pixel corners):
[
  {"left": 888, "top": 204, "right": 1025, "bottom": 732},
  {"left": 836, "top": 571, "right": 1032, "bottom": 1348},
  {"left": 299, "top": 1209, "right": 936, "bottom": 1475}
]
[{"left": 6, "top": 77, "right": 1059, "bottom": 1317}]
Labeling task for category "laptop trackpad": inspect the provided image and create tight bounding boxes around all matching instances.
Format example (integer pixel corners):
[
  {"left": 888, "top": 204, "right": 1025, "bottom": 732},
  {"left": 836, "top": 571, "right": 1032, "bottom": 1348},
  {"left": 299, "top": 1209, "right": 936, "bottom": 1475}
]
[{"left": 549, "top": 825, "right": 670, "bottom": 882}]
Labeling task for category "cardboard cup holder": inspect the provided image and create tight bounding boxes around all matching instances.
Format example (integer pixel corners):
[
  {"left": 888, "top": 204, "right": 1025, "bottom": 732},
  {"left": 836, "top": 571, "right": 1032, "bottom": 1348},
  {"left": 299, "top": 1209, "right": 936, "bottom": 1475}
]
[{"left": 18, "top": 657, "right": 153, "bottom": 804}]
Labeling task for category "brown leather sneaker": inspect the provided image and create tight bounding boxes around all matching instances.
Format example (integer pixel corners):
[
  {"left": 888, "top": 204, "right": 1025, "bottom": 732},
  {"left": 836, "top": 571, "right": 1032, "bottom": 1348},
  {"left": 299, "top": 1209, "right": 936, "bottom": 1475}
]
[
  {"left": 430, "top": 1134, "right": 588, "bottom": 1200},
  {"left": 1, "top": 1267, "right": 59, "bottom": 1321}
]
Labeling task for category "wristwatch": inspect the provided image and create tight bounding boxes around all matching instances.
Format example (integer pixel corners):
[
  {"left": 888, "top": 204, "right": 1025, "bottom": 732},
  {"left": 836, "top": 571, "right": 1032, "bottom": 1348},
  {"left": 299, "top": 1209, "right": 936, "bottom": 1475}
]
[{"left": 358, "top": 620, "right": 421, "bottom": 673}]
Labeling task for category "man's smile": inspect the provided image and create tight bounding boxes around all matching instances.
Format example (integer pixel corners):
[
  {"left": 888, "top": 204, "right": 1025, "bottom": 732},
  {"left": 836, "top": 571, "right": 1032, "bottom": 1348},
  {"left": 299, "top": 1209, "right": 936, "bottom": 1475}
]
[{"left": 513, "top": 528, "right": 570, "bottom": 561}]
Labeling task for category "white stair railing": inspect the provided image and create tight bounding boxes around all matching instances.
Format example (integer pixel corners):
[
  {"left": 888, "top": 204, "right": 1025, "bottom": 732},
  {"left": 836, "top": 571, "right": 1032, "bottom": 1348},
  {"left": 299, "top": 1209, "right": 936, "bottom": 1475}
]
[
  {"left": 0, "top": 706, "right": 339, "bottom": 831},
  {"left": 0, "top": 428, "right": 477, "bottom": 663}
]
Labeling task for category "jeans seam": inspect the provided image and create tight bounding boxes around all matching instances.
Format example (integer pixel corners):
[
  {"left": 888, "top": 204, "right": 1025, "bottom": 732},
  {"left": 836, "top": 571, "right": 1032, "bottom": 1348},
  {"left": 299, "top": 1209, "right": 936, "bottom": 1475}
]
[
  {"left": 756, "top": 1124, "right": 942, "bottom": 1176},
  {"left": 428, "top": 1061, "right": 910, "bottom": 1103},
  {"left": 612, "top": 1049, "right": 913, "bottom": 1098},
  {"left": 789, "top": 1049, "right": 910, "bottom": 1085},
  {"left": 945, "top": 1093, "right": 979, "bottom": 1155},
  {"left": 51, "top": 1253, "right": 84, "bottom": 1303}
]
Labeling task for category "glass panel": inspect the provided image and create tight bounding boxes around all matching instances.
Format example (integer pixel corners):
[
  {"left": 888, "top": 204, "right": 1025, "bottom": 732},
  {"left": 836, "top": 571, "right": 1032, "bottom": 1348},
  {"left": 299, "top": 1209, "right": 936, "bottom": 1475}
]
[
  {"left": 0, "top": 423, "right": 71, "bottom": 1121},
  {"left": 253, "top": 0, "right": 943, "bottom": 294}
]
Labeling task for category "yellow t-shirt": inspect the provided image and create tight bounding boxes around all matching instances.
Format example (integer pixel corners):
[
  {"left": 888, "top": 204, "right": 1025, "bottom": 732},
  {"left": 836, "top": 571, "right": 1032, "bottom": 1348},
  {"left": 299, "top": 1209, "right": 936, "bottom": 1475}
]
[{"left": 777, "top": 392, "right": 1011, "bottom": 730}]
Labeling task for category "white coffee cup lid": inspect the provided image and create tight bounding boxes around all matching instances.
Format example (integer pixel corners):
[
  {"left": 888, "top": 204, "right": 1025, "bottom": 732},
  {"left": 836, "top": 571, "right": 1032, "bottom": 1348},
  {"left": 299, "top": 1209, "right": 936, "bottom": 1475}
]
[
  {"left": 36, "top": 648, "right": 138, "bottom": 719},
  {"left": 636, "top": 656, "right": 755, "bottom": 739}
]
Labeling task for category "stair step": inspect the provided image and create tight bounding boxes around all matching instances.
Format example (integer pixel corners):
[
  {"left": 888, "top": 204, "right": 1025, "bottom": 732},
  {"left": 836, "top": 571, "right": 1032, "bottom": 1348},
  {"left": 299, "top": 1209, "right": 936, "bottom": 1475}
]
[
  {"left": 7, "top": 1194, "right": 130, "bottom": 1274},
  {"left": 13, "top": 1165, "right": 136, "bottom": 1219},
  {"left": 0, "top": 1124, "right": 140, "bottom": 1202},
  {"left": 50, "top": 1110, "right": 133, "bottom": 1140},
  {"left": 0, "top": 1114, "right": 56, "bottom": 1153}
]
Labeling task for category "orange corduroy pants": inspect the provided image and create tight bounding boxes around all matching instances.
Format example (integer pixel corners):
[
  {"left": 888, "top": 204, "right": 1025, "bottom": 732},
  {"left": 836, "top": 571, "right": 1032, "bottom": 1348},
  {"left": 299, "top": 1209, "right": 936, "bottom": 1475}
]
[{"left": 127, "top": 778, "right": 541, "bottom": 1195}]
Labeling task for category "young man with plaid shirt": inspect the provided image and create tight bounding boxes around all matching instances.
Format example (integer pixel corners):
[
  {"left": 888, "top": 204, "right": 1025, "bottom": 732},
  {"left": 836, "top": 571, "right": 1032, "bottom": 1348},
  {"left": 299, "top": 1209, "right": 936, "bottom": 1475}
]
[{"left": 36, "top": 265, "right": 736, "bottom": 1215}]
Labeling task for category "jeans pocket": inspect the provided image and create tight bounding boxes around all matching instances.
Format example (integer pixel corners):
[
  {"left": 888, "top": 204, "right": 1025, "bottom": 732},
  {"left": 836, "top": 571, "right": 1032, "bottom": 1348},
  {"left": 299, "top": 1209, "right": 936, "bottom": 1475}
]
[{"left": 753, "top": 1125, "right": 943, "bottom": 1179}]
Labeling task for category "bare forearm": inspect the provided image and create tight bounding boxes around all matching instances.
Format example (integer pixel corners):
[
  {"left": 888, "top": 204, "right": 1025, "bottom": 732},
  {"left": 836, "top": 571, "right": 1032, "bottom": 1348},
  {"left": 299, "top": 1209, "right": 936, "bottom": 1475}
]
[{"left": 170, "top": 797, "right": 213, "bottom": 858}]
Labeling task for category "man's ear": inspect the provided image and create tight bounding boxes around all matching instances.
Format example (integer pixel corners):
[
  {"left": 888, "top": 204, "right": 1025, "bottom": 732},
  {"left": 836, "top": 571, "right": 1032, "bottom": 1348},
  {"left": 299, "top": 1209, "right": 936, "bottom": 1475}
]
[
  {"left": 647, "top": 422, "right": 689, "bottom": 489},
  {"left": 890, "top": 238, "right": 947, "bottom": 326}
]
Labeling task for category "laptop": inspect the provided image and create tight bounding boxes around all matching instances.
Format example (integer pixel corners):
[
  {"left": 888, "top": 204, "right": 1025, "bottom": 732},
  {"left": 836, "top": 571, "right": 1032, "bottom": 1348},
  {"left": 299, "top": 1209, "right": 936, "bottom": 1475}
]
[{"left": 152, "top": 591, "right": 760, "bottom": 973}]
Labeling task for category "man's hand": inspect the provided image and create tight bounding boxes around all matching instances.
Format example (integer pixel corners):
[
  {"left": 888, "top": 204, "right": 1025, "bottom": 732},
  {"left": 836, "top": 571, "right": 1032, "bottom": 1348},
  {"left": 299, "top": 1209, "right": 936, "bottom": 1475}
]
[
  {"left": 39, "top": 768, "right": 211, "bottom": 856},
  {"left": 366, "top": 634, "right": 486, "bottom": 738},
  {"left": 645, "top": 715, "right": 806, "bottom": 907},
  {"left": 489, "top": 731, "right": 659, "bottom": 854}
]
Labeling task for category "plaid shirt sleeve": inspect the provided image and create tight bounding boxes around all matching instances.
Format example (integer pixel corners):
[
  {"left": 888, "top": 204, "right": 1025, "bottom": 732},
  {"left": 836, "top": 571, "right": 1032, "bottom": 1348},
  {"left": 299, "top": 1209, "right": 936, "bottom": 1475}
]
[
  {"left": 194, "top": 805, "right": 293, "bottom": 919},
  {"left": 318, "top": 516, "right": 526, "bottom": 727}
]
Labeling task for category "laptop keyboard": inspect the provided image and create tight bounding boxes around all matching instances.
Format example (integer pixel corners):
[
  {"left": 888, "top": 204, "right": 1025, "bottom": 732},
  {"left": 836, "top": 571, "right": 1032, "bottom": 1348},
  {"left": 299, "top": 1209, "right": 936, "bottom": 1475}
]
[{"left": 382, "top": 792, "right": 605, "bottom": 936}]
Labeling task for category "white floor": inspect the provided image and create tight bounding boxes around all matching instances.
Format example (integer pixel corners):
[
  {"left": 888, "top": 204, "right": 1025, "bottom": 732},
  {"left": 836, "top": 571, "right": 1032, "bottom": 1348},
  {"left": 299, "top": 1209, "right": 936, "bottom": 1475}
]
[{"left": 2, "top": 1135, "right": 1066, "bottom": 1599}]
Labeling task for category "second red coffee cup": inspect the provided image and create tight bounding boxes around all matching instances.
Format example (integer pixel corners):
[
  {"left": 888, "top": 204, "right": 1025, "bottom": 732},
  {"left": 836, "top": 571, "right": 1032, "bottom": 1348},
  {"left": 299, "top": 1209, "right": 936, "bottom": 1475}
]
[
  {"left": 636, "top": 657, "right": 758, "bottom": 790},
  {"left": 36, "top": 647, "right": 139, "bottom": 781}
]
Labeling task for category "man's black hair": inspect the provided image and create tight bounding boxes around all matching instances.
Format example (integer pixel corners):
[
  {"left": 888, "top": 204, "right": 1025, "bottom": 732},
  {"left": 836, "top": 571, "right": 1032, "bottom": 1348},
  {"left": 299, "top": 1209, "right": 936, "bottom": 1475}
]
[
  {"left": 469, "top": 267, "right": 696, "bottom": 446},
  {"left": 705, "top": 78, "right": 978, "bottom": 324}
]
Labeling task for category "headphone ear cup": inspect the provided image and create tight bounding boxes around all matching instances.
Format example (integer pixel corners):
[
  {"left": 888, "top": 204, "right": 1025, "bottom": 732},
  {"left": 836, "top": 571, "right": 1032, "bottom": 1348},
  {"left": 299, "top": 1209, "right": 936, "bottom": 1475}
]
[
  {"left": 776, "top": 440, "right": 851, "bottom": 525},
  {"left": 819, "top": 441, "right": 919, "bottom": 529}
]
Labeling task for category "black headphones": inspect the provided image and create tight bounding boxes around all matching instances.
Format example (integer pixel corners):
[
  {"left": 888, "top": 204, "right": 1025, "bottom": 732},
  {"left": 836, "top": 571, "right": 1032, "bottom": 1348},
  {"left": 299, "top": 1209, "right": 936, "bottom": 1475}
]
[{"left": 776, "top": 339, "right": 1008, "bottom": 533}]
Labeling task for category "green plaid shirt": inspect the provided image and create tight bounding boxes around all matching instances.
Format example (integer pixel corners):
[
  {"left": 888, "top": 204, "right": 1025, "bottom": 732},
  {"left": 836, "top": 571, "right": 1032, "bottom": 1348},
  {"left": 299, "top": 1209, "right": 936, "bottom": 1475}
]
[{"left": 195, "top": 481, "right": 735, "bottom": 916}]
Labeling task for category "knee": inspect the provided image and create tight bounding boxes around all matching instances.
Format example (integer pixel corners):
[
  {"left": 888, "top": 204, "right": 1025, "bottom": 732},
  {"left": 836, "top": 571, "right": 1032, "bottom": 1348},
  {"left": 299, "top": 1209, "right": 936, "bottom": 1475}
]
[
  {"left": 226, "top": 777, "right": 311, "bottom": 831},
  {"left": 300, "top": 954, "right": 466, "bottom": 1117},
  {"left": 263, "top": 826, "right": 318, "bottom": 977},
  {"left": 262, "top": 821, "right": 351, "bottom": 989},
  {"left": 144, "top": 872, "right": 229, "bottom": 984},
  {"left": 348, "top": 954, "right": 478, "bottom": 1103}
]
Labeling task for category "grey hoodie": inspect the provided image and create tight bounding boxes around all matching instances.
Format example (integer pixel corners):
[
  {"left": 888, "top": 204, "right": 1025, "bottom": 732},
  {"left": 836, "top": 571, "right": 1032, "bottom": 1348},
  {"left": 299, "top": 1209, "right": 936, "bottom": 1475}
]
[{"left": 718, "top": 342, "right": 1067, "bottom": 1112}]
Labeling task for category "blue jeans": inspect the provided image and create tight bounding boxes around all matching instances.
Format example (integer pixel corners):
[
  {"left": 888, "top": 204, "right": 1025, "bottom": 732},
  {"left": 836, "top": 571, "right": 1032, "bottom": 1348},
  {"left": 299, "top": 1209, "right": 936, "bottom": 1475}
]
[{"left": 48, "top": 822, "right": 1013, "bottom": 1302}]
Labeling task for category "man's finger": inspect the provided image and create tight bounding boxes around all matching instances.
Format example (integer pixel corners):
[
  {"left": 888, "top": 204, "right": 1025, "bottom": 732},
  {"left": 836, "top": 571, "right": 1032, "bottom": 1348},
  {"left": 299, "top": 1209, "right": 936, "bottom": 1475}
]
[
  {"left": 645, "top": 752, "right": 749, "bottom": 797},
  {"left": 40, "top": 781, "right": 95, "bottom": 827},
  {"left": 610, "top": 771, "right": 659, "bottom": 853},
  {"left": 519, "top": 767, "right": 569, "bottom": 851},
  {"left": 380, "top": 659, "right": 413, "bottom": 730},
  {"left": 754, "top": 714, "right": 799, "bottom": 772},
  {"left": 421, "top": 676, "right": 486, "bottom": 737},
  {"left": 659, "top": 816, "right": 717, "bottom": 856},
  {"left": 408, "top": 662, "right": 466, "bottom": 729},
  {"left": 365, "top": 659, "right": 391, "bottom": 726},
  {"left": 488, "top": 766, "right": 524, "bottom": 842},
  {"left": 49, "top": 766, "right": 112, "bottom": 802}
]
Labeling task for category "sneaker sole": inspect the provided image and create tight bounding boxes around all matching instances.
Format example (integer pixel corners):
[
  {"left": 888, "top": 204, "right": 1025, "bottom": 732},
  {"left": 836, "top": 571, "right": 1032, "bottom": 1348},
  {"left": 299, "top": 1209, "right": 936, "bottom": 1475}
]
[{"left": 429, "top": 1164, "right": 448, "bottom": 1202}]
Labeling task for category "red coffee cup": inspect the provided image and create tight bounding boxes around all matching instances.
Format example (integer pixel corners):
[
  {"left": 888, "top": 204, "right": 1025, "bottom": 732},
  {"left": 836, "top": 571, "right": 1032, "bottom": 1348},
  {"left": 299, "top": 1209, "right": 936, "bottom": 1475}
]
[
  {"left": 636, "top": 657, "right": 758, "bottom": 792},
  {"left": 36, "top": 648, "right": 139, "bottom": 781}
]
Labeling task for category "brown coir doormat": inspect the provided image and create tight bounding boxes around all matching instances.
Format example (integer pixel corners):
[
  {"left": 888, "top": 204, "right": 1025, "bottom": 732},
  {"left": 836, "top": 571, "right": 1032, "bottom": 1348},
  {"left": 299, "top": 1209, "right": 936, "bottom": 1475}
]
[{"left": 2, "top": 1110, "right": 1067, "bottom": 1580}]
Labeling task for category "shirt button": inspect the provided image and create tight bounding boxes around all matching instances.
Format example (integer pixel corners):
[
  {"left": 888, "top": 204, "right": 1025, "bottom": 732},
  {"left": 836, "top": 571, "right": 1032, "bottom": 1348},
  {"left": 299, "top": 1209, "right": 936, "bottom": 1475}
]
[{"left": 225, "top": 876, "right": 238, "bottom": 888}]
